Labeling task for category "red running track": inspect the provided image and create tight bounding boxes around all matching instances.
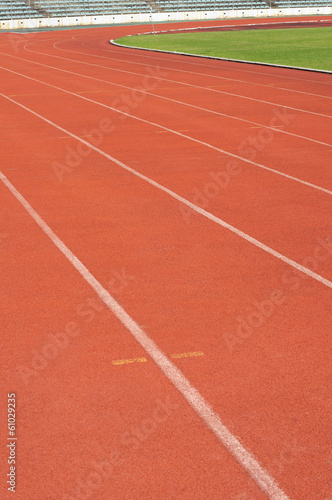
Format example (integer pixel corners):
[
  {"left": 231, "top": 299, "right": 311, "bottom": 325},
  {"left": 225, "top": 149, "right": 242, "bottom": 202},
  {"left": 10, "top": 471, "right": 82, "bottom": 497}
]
[{"left": 0, "top": 16, "right": 331, "bottom": 500}]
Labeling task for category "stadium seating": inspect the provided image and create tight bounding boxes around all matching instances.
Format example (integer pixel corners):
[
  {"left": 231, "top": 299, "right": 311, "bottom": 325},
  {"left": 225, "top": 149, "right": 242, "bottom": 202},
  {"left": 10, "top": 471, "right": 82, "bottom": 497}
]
[
  {"left": 276, "top": 0, "right": 330, "bottom": 6},
  {"left": 0, "top": 0, "right": 331, "bottom": 20},
  {"left": 0, "top": 0, "right": 40, "bottom": 18}
]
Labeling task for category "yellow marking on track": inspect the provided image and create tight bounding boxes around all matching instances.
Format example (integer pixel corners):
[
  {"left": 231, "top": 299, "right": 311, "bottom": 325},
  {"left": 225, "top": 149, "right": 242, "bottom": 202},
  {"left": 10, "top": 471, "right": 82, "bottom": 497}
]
[
  {"left": 171, "top": 351, "right": 204, "bottom": 359},
  {"left": 112, "top": 357, "right": 147, "bottom": 366},
  {"left": 112, "top": 352, "right": 204, "bottom": 366}
]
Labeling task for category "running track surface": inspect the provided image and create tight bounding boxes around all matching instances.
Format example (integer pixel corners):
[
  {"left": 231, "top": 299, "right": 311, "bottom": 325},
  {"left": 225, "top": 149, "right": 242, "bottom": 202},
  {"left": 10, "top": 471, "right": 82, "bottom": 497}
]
[{"left": 0, "top": 16, "right": 331, "bottom": 500}]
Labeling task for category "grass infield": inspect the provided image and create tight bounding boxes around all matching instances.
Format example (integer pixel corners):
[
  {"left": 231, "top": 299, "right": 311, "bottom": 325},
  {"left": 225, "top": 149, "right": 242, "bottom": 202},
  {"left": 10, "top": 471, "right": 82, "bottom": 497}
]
[{"left": 116, "top": 27, "right": 332, "bottom": 71}]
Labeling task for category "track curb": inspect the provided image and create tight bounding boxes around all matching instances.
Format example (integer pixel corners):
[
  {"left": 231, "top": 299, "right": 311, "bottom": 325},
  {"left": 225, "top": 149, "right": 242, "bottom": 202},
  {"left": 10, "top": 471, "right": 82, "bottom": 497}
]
[{"left": 110, "top": 24, "right": 332, "bottom": 74}]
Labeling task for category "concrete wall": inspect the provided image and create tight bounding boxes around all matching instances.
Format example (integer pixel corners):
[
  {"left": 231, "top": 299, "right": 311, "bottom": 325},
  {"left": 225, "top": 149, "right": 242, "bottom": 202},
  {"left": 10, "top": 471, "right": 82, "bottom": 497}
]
[{"left": 1, "top": 6, "right": 331, "bottom": 30}]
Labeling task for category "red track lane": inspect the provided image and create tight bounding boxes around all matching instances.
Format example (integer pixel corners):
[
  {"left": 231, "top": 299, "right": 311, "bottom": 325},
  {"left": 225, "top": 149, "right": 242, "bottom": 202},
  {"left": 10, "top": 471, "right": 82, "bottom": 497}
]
[{"left": 0, "top": 17, "right": 331, "bottom": 500}]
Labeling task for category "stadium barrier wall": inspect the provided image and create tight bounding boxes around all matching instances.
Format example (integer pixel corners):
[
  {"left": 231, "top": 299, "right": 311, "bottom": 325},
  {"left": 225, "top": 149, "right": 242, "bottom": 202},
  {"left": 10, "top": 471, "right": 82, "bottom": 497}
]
[{"left": 1, "top": 6, "right": 331, "bottom": 30}]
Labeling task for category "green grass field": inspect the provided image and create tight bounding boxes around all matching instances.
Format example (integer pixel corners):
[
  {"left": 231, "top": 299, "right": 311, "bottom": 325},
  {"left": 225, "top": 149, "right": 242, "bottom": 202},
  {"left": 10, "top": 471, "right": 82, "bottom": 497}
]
[{"left": 116, "top": 27, "right": 332, "bottom": 71}]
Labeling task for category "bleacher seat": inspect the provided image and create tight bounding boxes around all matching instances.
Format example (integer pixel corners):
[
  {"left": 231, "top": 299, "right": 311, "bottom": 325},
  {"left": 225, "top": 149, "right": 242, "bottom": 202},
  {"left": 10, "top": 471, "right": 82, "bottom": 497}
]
[{"left": 1, "top": 0, "right": 330, "bottom": 21}]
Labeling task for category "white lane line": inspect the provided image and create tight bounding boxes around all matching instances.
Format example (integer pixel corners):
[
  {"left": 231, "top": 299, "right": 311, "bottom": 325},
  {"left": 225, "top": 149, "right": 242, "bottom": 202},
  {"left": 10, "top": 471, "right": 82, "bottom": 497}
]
[
  {"left": 1, "top": 65, "right": 331, "bottom": 198},
  {"left": 51, "top": 41, "right": 332, "bottom": 118},
  {"left": 0, "top": 169, "right": 291, "bottom": 500},
  {"left": 1, "top": 91, "right": 332, "bottom": 292},
  {"left": 0, "top": 50, "right": 329, "bottom": 148},
  {"left": 54, "top": 35, "right": 332, "bottom": 100},
  {"left": 24, "top": 42, "right": 332, "bottom": 120}
]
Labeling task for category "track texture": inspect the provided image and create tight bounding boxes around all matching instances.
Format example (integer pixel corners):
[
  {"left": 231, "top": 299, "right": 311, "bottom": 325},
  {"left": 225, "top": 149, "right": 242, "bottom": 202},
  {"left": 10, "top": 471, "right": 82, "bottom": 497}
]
[{"left": 0, "top": 16, "right": 331, "bottom": 500}]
